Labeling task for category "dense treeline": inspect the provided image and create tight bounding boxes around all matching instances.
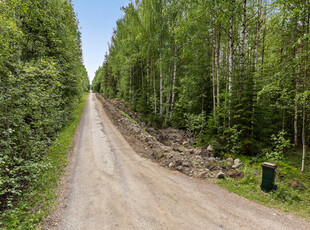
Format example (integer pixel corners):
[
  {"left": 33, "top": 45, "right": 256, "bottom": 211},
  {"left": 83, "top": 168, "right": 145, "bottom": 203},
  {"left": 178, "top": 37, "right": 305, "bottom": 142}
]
[
  {"left": 92, "top": 0, "right": 309, "bottom": 171},
  {"left": 0, "top": 0, "right": 89, "bottom": 210}
]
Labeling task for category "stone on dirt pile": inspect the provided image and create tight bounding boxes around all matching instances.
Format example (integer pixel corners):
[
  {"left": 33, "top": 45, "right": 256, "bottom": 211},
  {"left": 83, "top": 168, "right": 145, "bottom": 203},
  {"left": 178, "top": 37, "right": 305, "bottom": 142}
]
[
  {"left": 226, "top": 157, "right": 234, "bottom": 163},
  {"left": 232, "top": 158, "right": 244, "bottom": 169},
  {"left": 207, "top": 145, "right": 214, "bottom": 152},
  {"left": 217, "top": 172, "right": 225, "bottom": 179}
]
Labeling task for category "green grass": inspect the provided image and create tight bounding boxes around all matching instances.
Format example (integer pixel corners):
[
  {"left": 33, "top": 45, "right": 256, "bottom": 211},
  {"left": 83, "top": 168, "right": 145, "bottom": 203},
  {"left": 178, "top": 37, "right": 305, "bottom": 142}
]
[
  {"left": 217, "top": 151, "right": 310, "bottom": 220},
  {"left": 1, "top": 93, "right": 89, "bottom": 229},
  {"left": 121, "top": 110, "right": 138, "bottom": 125}
]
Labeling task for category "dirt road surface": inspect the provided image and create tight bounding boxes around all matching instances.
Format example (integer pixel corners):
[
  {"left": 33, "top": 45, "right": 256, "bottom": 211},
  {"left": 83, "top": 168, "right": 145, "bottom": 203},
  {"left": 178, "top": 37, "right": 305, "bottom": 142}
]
[{"left": 60, "top": 93, "right": 309, "bottom": 230}]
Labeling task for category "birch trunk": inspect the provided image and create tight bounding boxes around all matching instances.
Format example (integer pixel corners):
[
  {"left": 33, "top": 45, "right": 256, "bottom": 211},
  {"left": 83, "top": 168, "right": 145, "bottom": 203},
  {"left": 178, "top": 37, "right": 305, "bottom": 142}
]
[
  {"left": 301, "top": 0, "right": 309, "bottom": 172},
  {"left": 240, "top": 0, "right": 246, "bottom": 73},
  {"left": 228, "top": 0, "right": 235, "bottom": 126},
  {"left": 153, "top": 58, "right": 157, "bottom": 115},
  {"left": 252, "top": 0, "right": 261, "bottom": 134},
  {"left": 160, "top": 52, "right": 163, "bottom": 116},
  {"left": 294, "top": 78, "right": 298, "bottom": 146},
  {"left": 212, "top": 32, "right": 216, "bottom": 118},
  {"left": 170, "top": 46, "right": 177, "bottom": 118}
]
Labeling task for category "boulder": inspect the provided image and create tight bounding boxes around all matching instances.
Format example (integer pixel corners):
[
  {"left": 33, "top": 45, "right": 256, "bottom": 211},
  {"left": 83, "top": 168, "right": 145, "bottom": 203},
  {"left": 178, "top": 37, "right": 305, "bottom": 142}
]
[
  {"left": 232, "top": 164, "right": 244, "bottom": 169},
  {"left": 234, "top": 158, "right": 242, "bottom": 165},
  {"left": 168, "top": 162, "right": 175, "bottom": 168},
  {"left": 289, "top": 181, "right": 306, "bottom": 190},
  {"left": 194, "top": 147, "right": 209, "bottom": 157},
  {"left": 194, "top": 147, "right": 203, "bottom": 155},
  {"left": 208, "top": 157, "right": 216, "bottom": 163},
  {"left": 232, "top": 158, "right": 244, "bottom": 169},
  {"left": 228, "top": 170, "right": 244, "bottom": 179},
  {"left": 226, "top": 157, "right": 234, "bottom": 163},
  {"left": 182, "top": 160, "right": 191, "bottom": 167},
  {"left": 224, "top": 158, "right": 233, "bottom": 167},
  {"left": 176, "top": 166, "right": 184, "bottom": 172},
  {"left": 207, "top": 145, "right": 214, "bottom": 152},
  {"left": 217, "top": 172, "right": 225, "bottom": 179},
  {"left": 198, "top": 170, "right": 210, "bottom": 179}
]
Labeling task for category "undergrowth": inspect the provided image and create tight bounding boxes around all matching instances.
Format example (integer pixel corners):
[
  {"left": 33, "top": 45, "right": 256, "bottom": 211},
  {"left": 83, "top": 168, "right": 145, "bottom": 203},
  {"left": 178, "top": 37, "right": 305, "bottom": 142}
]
[
  {"left": 0, "top": 93, "right": 89, "bottom": 229},
  {"left": 217, "top": 150, "right": 310, "bottom": 220}
]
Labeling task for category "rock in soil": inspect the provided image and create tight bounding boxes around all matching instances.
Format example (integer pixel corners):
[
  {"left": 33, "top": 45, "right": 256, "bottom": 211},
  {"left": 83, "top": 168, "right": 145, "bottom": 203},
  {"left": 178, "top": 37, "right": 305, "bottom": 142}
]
[
  {"left": 227, "top": 170, "right": 244, "bottom": 179},
  {"left": 232, "top": 158, "right": 244, "bottom": 169},
  {"left": 226, "top": 157, "right": 234, "bottom": 163},
  {"left": 217, "top": 172, "right": 225, "bottom": 179},
  {"left": 289, "top": 181, "right": 306, "bottom": 190},
  {"left": 207, "top": 145, "right": 214, "bottom": 152},
  {"left": 197, "top": 170, "right": 210, "bottom": 179}
]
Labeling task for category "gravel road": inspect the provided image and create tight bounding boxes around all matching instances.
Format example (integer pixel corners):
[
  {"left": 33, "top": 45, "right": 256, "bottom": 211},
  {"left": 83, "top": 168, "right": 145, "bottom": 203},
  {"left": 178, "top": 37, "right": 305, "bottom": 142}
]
[{"left": 60, "top": 93, "right": 309, "bottom": 230}]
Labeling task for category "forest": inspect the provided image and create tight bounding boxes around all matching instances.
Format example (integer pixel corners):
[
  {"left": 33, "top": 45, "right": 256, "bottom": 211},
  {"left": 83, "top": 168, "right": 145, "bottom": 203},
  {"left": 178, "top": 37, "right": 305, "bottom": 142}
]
[
  {"left": 92, "top": 0, "right": 310, "bottom": 172},
  {"left": 0, "top": 0, "right": 89, "bottom": 213}
]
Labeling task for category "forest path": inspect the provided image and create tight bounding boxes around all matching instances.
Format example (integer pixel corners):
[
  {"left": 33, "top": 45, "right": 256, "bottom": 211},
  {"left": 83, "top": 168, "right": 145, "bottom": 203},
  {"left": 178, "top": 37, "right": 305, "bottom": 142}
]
[{"left": 60, "top": 92, "right": 309, "bottom": 230}]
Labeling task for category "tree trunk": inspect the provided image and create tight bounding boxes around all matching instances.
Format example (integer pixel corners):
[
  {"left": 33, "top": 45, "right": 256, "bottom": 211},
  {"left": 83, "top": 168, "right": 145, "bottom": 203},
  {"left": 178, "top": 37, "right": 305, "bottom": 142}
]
[
  {"left": 228, "top": 0, "right": 235, "bottom": 127},
  {"left": 129, "top": 68, "right": 132, "bottom": 104},
  {"left": 153, "top": 58, "right": 157, "bottom": 115},
  {"left": 261, "top": 19, "right": 266, "bottom": 73},
  {"left": 141, "top": 59, "right": 144, "bottom": 86},
  {"left": 302, "top": 101, "right": 306, "bottom": 172},
  {"left": 216, "top": 23, "right": 221, "bottom": 108},
  {"left": 294, "top": 78, "right": 298, "bottom": 146},
  {"left": 294, "top": 100, "right": 298, "bottom": 146},
  {"left": 282, "top": 106, "right": 285, "bottom": 131},
  {"left": 240, "top": 0, "right": 246, "bottom": 75},
  {"left": 170, "top": 45, "right": 177, "bottom": 118},
  {"left": 255, "top": 0, "right": 261, "bottom": 69},
  {"left": 160, "top": 52, "right": 163, "bottom": 116},
  {"left": 212, "top": 32, "right": 216, "bottom": 118},
  {"left": 252, "top": 0, "right": 261, "bottom": 135},
  {"left": 166, "top": 83, "right": 171, "bottom": 122},
  {"left": 301, "top": 0, "right": 310, "bottom": 172}
]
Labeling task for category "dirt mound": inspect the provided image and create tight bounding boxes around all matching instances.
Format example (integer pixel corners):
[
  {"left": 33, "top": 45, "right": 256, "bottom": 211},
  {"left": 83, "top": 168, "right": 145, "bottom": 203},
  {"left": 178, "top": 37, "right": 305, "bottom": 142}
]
[
  {"left": 145, "top": 127, "right": 193, "bottom": 147},
  {"left": 96, "top": 94, "right": 244, "bottom": 180}
]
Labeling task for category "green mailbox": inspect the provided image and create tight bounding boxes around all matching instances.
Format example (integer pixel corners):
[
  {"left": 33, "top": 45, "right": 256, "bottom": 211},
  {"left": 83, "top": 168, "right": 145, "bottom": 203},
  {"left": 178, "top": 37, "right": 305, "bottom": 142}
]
[{"left": 261, "top": 162, "right": 277, "bottom": 192}]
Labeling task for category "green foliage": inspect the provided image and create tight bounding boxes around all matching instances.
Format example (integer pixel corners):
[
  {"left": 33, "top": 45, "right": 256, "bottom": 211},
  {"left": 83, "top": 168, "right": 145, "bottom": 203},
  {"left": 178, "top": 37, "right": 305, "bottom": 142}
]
[
  {"left": 223, "top": 125, "right": 242, "bottom": 155},
  {"left": 266, "top": 131, "right": 292, "bottom": 162},
  {"left": 185, "top": 112, "right": 206, "bottom": 137},
  {"left": 0, "top": 93, "right": 88, "bottom": 229},
  {"left": 144, "top": 114, "right": 164, "bottom": 129},
  {"left": 0, "top": 0, "right": 89, "bottom": 221},
  {"left": 92, "top": 0, "right": 310, "bottom": 171}
]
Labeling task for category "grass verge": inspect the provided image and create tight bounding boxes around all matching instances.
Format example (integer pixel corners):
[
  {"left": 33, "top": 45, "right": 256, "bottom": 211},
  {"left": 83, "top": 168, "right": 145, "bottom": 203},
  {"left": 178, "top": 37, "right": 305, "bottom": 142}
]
[
  {"left": 1, "top": 93, "right": 89, "bottom": 229},
  {"left": 217, "top": 151, "right": 310, "bottom": 220}
]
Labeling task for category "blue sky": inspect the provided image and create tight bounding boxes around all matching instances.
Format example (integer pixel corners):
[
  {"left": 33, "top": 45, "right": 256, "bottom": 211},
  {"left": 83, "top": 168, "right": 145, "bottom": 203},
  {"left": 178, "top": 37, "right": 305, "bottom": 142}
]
[{"left": 72, "top": 0, "right": 130, "bottom": 82}]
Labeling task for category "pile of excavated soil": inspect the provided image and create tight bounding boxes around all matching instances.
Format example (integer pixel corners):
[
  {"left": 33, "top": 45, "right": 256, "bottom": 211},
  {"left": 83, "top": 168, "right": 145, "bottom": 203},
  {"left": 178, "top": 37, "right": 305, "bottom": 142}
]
[
  {"left": 145, "top": 127, "right": 194, "bottom": 147},
  {"left": 96, "top": 94, "right": 244, "bottom": 180}
]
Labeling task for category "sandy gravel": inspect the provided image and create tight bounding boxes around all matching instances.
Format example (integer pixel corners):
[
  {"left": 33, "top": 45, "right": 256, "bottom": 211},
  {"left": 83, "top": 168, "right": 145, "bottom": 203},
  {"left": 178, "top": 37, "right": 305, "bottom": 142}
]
[{"left": 56, "top": 92, "right": 309, "bottom": 230}]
